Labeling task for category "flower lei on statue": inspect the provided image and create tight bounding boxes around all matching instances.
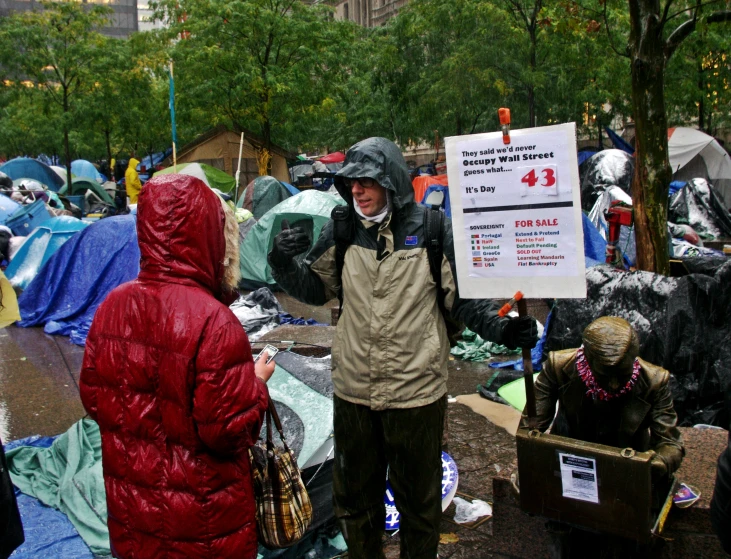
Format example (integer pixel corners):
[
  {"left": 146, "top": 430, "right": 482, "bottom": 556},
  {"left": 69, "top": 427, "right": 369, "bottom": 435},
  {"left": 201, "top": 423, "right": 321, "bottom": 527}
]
[{"left": 576, "top": 346, "right": 641, "bottom": 401}]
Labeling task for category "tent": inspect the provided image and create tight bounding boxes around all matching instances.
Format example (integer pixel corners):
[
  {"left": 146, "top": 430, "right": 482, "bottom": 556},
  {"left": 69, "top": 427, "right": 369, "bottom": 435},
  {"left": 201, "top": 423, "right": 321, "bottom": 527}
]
[
  {"left": 136, "top": 148, "right": 172, "bottom": 172},
  {"left": 420, "top": 184, "right": 451, "bottom": 218},
  {"left": 668, "top": 178, "right": 731, "bottom": 240},
  {"left": 155, "top": 162, "right": 236, "bottom": 193},
  {"left": 238, "top": 175, "right": 293, "bottom": 219},
  {"left": 5, "top": 216, "right": 89, "bottom": 290},
  {"left": 240, "top": 190, "right": 344, "bottom": 289},
  {"left": 59, "top": 178, "right": 116, "bottom": 206},
  {"left": 50, "top": 166, "right": 71, "bottom": 184},
  {"left": 71, "top": 160, "right": 104, "bottom": 183},
  {"left": 413, "top": 174, "right": 448, "bottom": 205},
  {"left": 17, "top": 215, "right": 140, "bottom": 345},
  {"left": 0, "top": 158, "right": 65, "bottom": 192},
  {"left": 668, "top": 127, "right": 731, "bottom": 209},
  {"left": 579, "top": 149, "right": 634, "bottom": 211}
]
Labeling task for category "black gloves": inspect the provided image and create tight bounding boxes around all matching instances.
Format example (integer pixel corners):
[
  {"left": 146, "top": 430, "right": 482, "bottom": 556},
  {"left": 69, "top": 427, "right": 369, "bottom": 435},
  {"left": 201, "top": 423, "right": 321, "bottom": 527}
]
[
  {"left": 269, "top": 219, "right": 310, "bottom": 268},
  {"left": 501, "top": 316, "right": 539, "bottom": 350}
]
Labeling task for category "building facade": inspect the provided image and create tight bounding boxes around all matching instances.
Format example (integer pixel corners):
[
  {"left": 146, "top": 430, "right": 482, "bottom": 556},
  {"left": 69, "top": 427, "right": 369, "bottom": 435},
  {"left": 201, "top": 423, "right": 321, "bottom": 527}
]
[
  {"left": 332, "top": 0, "right": 409, "bottom": 27},
  {"left": 0, "top": 0, "right": 138, "bottom": 37}
]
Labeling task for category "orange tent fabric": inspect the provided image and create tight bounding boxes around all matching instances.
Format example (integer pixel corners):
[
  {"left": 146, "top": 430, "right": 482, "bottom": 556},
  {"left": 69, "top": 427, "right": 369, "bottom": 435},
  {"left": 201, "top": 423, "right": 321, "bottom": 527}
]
[{"left": 412, "top": 174, "right": 448, "bottom": 203}]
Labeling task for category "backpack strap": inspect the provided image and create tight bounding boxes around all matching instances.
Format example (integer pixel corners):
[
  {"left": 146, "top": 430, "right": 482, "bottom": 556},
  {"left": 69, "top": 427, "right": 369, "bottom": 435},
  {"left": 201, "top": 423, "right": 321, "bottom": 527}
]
[
  {"left": 424, "top": 206, "right": 445, "bottom": 310},
  {"left": 331, "top": 205, "right": 354, "bottom": 312}
]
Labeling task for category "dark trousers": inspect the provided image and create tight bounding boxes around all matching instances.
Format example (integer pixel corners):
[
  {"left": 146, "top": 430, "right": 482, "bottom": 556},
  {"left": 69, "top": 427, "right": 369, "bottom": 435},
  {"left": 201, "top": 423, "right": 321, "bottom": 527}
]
[{"left": 332, "top": 395, "right": 445, "bottom": 559}]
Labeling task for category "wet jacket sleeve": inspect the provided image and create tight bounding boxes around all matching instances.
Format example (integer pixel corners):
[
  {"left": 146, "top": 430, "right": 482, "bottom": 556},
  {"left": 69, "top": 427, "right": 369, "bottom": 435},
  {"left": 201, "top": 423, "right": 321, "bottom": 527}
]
[
  {"left": 440, "top": 218, "right": 507, "bottom": 343},
  {"left": 269, "top": 220, "right": 337, "bottom": 306},
  {"left": 79, "top": 318, "right": 101, "bottom": 422},
  {"left": 193, "top": 321, "right": 268, "bottom": 456},
  {"left": 649, "top": 379, "right": 684, "bottom": 475}
]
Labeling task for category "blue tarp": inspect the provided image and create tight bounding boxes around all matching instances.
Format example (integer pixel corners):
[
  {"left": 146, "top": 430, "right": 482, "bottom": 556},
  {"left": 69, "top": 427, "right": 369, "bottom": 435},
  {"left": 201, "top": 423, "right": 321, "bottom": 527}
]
[
  {"left": 4, "top": 436, "right": 94, "bottom": 559},
  {"left": 420, "top": 184, "right": 451, "bottom": 218},
  {"left": 5, "top": 217, "right": 89, "bottom": 290},
  {"left": 0, "top": 158, "right": 65, "bottom": 192},
  {"left": 280, "top": 181, "right": 300, "bottom": 197},
  {"left": 136, "top": 148, "right": 172, "bottom": 172},
  {"left": 71, "top": 160, "right": 105, "bottom": 183},
  {"left": 582, "top": 212, "right": 607, "bottom": 267},
  {"left": 605, "top": 127, "right": 635, "bottom": 155},
  {"left": 577, "top": 149, "right": 599, "bottom": 167},
  {"left": 0, "top": 193, "right": 21, "bottom": 224},
  {"left": 17, "top": 215, "right": 140, "bottom": 345}
]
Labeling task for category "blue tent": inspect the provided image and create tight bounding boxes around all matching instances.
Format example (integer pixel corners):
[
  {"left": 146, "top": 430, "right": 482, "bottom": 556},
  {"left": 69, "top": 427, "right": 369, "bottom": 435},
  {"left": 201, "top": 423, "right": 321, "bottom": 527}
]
[
  {"left": 5, "top": 216, "right": 88, "bottom": 290},
  {"left": 0, "top": 193, "right": 21, "bottom": 224},
  {"left": 0, "top": 158, "right": 65, "bottom": 191},
  {"left": 17, "top": 215, "right": 140, "bottom": 345},
  {"left": 71, "top": 160, "right": 105, "bottom": 183},
  {"left": 605, "top": 127, "right": 634, "bottom": 155},
  {"left": 136, "top": 148, "right": 172, "bottom": 171}
]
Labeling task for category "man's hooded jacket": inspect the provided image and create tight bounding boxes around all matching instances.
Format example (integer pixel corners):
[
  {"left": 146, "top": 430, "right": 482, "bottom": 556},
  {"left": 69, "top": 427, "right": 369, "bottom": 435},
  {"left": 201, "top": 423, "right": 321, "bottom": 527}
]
[
  {"left": 80, "top": 174, "right": 268, "bottom": 559},
  {"left": 271, "top": 137, "right": 505, "bottom": 410}
]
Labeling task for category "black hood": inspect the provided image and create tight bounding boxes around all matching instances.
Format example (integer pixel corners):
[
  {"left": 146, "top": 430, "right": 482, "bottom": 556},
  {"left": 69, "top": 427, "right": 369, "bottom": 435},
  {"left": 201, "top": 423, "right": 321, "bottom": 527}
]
[{"left": 335, "top": 137, "right": 414, "bottom": 210}]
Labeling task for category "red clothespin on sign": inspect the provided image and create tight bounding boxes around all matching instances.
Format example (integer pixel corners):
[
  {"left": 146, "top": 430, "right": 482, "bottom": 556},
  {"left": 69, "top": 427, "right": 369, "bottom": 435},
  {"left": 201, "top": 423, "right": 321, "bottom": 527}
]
[{"left": 499, "top": 108, "right": 511, "bottom": 145}]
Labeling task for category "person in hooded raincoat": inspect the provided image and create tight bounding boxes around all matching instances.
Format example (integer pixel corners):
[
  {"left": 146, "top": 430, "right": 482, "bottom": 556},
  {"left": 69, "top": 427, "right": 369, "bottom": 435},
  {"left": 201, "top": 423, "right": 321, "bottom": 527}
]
[
  {"left": 80, "top": 174, "right": 274, "bottom": 559},
  {"left": 124, "top": 157, "right": 142, "bottom": 204},
  {"left": 268, "top": 137, "right": 538, "bottom": 559}
]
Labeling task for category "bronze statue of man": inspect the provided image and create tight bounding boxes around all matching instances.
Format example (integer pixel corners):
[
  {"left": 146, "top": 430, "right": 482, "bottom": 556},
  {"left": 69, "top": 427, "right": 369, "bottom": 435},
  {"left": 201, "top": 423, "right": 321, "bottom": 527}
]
[{"left": 528, "top": 316, "right": 684, "bottom": 476}]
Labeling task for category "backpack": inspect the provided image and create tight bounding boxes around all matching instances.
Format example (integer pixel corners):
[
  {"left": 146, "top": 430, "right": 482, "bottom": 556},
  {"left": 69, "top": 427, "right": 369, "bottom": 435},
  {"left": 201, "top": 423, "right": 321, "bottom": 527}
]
[{"left": 331, "top": 204, "right": 464, "bottom": 346}]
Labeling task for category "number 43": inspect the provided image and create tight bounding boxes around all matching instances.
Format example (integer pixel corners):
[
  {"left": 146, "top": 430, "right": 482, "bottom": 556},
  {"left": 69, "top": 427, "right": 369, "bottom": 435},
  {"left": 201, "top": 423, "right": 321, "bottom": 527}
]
[{"left": 521, "top": 168, "right": 556, "bottom": 188}]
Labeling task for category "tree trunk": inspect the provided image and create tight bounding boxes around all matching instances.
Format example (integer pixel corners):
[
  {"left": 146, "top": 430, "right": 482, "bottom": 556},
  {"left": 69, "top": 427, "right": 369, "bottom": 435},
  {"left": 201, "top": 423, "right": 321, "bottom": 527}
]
[
  {"left": 628, "top": 0, "right": 671, "bottom": 275},
  {"left": 105, "top": 129, "right": 113, "bottom": 180}
]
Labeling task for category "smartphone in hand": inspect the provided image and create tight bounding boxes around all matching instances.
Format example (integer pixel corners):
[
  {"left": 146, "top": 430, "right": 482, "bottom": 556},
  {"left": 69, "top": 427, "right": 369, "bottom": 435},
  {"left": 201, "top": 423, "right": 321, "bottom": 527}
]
[{"left": 254, "top": 344, "right": 279, "bottom": 365}]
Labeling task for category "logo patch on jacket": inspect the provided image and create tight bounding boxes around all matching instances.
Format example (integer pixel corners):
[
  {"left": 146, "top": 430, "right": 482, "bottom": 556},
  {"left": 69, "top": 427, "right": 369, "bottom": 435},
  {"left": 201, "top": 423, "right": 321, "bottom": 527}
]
[{"left": 405, "top": 235, "right": 418, "bottom": 246}]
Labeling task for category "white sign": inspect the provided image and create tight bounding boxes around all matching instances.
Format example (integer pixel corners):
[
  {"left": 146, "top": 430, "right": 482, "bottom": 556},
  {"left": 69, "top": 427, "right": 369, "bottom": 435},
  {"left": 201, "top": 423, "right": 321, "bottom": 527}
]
[
  {"left": 559, "top": 453, "right": 599, "bottom": 504},
  {"left": 445, "top": 123, "right": 586, "bottom": 299}
]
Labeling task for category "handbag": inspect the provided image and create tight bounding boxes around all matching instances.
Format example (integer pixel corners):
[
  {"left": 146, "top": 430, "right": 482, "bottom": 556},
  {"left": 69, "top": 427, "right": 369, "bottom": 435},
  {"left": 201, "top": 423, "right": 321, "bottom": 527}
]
[{"left": 249, "top": 397, "right": 312, "bottom": 548}]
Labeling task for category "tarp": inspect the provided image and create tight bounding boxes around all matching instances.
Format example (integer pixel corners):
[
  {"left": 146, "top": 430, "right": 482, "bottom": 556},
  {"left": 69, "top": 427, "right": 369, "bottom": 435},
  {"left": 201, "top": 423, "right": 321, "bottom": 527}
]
[
  {"left": 604, "top": 127, "right": 634, "bottom": 154},
  {"left": 4, "top": 216, "right": 89, "bottom": 290},
  {"left": 240, "top": 190, "right": 343, "bottom": 289},
  {"left": 0, "top": 193, "right": 21, "bottom": 224},
  {"left": 156, "top": 162, "right": 236, "bottom": 193},
  {"left": 6, "top": 419, "right": 109, "bottom": 555},
  {"left": 239, "top": 175, "right": 293, "bottom": 219},
  {"left": 421, "top": 185, "right": 452, "bottom": 218},
  {"left": 579, "top": 149, "right": 634, "bottom": 211},
  {"left": 70, "top": 160, "right": 104, "bottom": 183},
  {"left": 0, "top": 158, "right": 65, "bottom": 191},
  {"left": 4, "top": 436, "right": 94, "bottom": 559},
  {"left": 17, "top": 215, "right": 140, "bottom": 345},
  {"left": 544, "top": 261, "right": 731, "bottom": 427},
  {"left": 669, "top": 127, "right": 731, "bottom": 208},
  {"left": 136, "top": 148, "right": 172, "bottom": 172},
  {"left": 318, "top": 152, "right": 346, "bottom": 164},
  {"left": 413, "top": 174, "right": 448, "bottom": 206},
  {"left": 668, "top": 178, "right": 731, "bottom": 240}
]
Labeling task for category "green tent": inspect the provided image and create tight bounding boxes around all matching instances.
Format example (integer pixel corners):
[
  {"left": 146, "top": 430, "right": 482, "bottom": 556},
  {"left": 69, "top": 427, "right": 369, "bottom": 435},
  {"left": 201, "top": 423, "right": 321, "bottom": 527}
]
[
  {"left": 155, "top": 162, "right": 236, "bottom": 193},
  {"left": 59, "top": 178, "right": 115, "bottom": 206},
  {"left": 238, "top": 175, "right": 292, "bottom": 219},
  {"left": 240, "top": 190, "right": 344, "bottom": 289}
]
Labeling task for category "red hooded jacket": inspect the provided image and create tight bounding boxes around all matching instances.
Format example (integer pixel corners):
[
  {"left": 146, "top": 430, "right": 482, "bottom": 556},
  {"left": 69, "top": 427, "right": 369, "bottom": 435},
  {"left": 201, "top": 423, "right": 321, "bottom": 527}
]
[{"left": 80, "top": 174, "right": 268, "bottom": 559}]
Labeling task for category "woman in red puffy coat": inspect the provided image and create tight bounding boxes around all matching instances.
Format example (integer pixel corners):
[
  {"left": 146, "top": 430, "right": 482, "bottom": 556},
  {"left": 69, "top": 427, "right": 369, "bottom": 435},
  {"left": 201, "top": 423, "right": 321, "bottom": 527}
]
[{"left": 80, "top": 174, "right": 273, "bottom": 559}]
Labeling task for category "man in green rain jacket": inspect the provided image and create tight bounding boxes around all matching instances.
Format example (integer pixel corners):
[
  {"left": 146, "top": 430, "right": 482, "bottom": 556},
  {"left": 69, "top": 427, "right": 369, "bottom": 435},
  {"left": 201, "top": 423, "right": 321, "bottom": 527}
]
[{"left": 269, "top": 137, "right": 538, "bottom": 559}]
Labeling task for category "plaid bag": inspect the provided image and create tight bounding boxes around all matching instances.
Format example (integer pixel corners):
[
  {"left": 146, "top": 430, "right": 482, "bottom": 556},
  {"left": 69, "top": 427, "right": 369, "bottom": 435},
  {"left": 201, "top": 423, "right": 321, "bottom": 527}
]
[{"left": 249, "top": 397, "right": 313, "bottom": 548}]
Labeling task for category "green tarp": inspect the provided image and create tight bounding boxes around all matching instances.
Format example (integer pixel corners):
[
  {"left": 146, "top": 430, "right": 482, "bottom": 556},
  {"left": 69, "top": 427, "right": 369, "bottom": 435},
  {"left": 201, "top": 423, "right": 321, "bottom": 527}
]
[
  {"left": 6, "top": 419, "right": 110, "bottom": 555},
  {"left": 238, "top": 175, "right": 292, "bottom": 220},
  {"left": 240, "top": 190, "right": 344, "bottom": 288},
  {"left": 450, "top": 328, "right": 520, "bottom": 361}
]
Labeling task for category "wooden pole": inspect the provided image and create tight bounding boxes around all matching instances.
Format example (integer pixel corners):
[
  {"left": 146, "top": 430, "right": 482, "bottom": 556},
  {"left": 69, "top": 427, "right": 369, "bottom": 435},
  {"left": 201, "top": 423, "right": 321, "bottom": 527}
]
[{"left": 517, "top": 298, "right": 537, "bottom": 423}]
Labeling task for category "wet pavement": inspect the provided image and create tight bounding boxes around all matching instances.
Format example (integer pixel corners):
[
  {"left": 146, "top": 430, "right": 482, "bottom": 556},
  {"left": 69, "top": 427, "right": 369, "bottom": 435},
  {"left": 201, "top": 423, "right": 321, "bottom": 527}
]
[{"left": 0, "top": 291, "right": 529, "bottom": 558}]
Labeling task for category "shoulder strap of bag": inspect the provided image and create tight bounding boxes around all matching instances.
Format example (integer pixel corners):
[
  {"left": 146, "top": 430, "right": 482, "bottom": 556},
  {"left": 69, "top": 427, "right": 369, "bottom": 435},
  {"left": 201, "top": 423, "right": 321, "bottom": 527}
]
[
  {"left": 424, "top": 206, "right": 445, "bottom": 310},
  {"left": 266, "top": 397, "right": 291, "bottom": 454},
  {"left": 331, "top": 205, "right": 355, "bottom": 313}
]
